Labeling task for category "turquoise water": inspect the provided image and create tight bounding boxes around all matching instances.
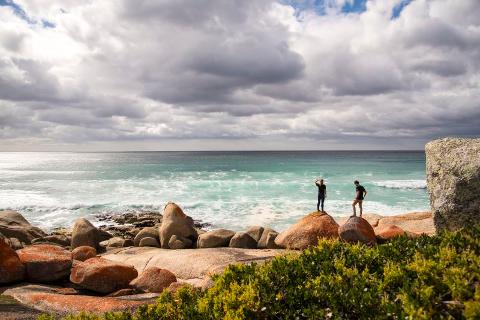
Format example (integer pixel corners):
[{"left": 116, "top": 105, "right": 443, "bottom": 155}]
[{"left": 0, "top": 151, "right": 429, "bottom": 231}]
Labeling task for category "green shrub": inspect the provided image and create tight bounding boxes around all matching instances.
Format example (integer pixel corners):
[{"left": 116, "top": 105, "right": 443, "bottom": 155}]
[{"left": 42, "top": 226, "right": 480, "bottom": 320}]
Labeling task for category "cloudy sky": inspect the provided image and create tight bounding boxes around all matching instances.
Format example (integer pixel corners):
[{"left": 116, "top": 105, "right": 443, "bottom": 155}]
[{"left": 0, "top": 0, "right": 479, "bottom": 151}]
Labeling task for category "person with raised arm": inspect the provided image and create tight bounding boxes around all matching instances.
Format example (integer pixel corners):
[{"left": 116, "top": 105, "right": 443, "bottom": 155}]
[{"left": 315, "top": 178, "right": 327, "bottom": 212}]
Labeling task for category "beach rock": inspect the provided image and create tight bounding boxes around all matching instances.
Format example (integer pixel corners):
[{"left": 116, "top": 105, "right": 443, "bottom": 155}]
[
  {"left": 229, "top": 232, "right": 257, "bottom": 249},
  {"left": 167, "top": 282, "right": 193, "bottom": 294},
  {"left": 71, "top": 218, "right": 101, "bottom": 249},
  {"left": 197, "top": 229, "right": 235, "bottom": 248},
  {"left": 159, "top": 202, "right": 197, "bottom": 249},
  {"left": 375, "top": 225, "right": 408, "bottom": 242},
  {"left": 134, "top": 227, "right": 159, "bottom": 246},
  {"left": 130, "top": 267, "right": 177, "bottom": 293},
  {"left": 275, "top": 212, "right": 339, "bottom": 249},
  {"left": 168, "top": 235, "right": 192, "bottom": 249},
  {"left": 426, "top": 138, "right": 480, "bottom": 231},
  {"left": 0, "top": 210, "right": 47, "bottom": 244},
  {"left": 245, "top": 226, "right": 264, "bottom": 242},
  {"left": 3, "top": 284, "right": 156, "bottom": 315},
  {"left": 258, "top": 228, "right": 279, "bottom": 249},
  {"left": 72, "top": 246, "right": 97, "bottom": 261},
  {"left": 7, "top": 237, "right": 24, "bottom": 249},
  {"left": 339, "top": 216, "right": 376, "bottom": 245},
  {"left": 0, "top": 238, "right": 25, "bottom": 284},
  {"left": 138, "top": 237, "right": 160, "bottom": 247},
  {"left": 70, "top": 257, "right": 138, "bottom": 294},
  {"left": 107, "top": 288, "right": 137, "bottom": 297},
  {"left": 100, "top": 236, "right": 128, "bottom": 248},
  {"left": 32, "top": 234, "right": 70, "bottom": 247},
  {"left": 17, "top": 244, "right": 72, "bottom": 282}
]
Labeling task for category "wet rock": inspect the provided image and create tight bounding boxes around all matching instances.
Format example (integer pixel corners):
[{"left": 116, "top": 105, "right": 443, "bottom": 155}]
[
  {"left": 245, "top": 226, "right": 264, "bottom": 242},
  {"left": 339, "top": 216, "right": 376, "bottom": 245},
  {"left": 32, "top": 234, "right": 70, "bottom": 247},
  {"left": 130, "top": 267, "right": 177, "bottom": 293},
  {"left": 197, "top": 229, "right": 235, "bottom": 248},
  {"left": 168, "top": 235, "right": 192, "bottom": 249},
  {"left": 426, "top": 138, "right": 480, "bottom": 231},
  {"left": 0, "top": 238, "right": 25, "bottom": 284},
  {"left": 138, "top": 237, "right": 160, "bottom": 247},
  {"left": 159, "top": 203, "right": 197, "bottom": 249},
  {"left": 229, "top": 232, "right": 257, "bottom": 249},
  {"left": 0, "top": 210, "right": 47, "bottom": 244},
  {"left": 70, "top": 257, "right": 138, "bottom": 294},
  {"left": 16, "top": 244, "right": 72, "bottom": 282},
  {"left": 71, "top": 246, "right": 97, "bottom": 262},
  {"left": 275, "top": 212, "right": 339, "bottom": 249},
  {"left": 134, "top": 227, "right": 159, "bottom": 246}
]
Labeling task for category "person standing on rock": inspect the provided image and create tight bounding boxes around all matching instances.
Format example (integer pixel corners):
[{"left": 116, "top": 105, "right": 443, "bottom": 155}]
[
  {"left": 315, "top": 178, "right": 327, "bottom": 212},
  {"left": 352, "top": 180, "right": 367, "bottom": 217}
]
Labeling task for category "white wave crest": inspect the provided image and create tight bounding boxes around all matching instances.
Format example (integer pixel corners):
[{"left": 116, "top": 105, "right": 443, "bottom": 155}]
[{"left": 373, "top": 180, "right": 427, "bottom": 189}]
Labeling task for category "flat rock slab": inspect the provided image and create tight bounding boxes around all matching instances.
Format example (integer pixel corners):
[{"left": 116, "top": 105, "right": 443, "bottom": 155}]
[
  {"left": 335, "top": 212, "right": 434, "bottom": 235},
  {"left": 0, "top": 294, "right": 41, "bottom": 320},
  {"left": 103, "top": 247, "right": 287, "bottom": 281},
  {"left": 2, "top": 284, "right": 159, "bottom": 315}
]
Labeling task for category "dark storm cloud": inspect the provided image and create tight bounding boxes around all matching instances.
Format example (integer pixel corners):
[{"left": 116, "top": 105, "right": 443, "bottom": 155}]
[{"left": 0, "top": 0, "right": 479, "bottom": 150}]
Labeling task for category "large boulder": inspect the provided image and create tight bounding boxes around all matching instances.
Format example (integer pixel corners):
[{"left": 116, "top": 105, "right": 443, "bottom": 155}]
[
  {"left": 71, "top": 218, "right": 100, "bottom": 249},
  {"left": 0, "top": 238, "right": 25, "bottom": 284},
  {"left": 16, "top": 244, "right": 72, "bottom": 282},
  {"left": 229, "top": 232, "right": 257, "bottom": 249},
  {"left": 0, "top": 210, "right": 46, "bottom": 244},
  {"left": 375, "top": 225, "right": 409, "bottom": 243},
  {"left": 32, "top": 234, "right": 70, "bottom": 247},
  {"left": 426, "top": 138, "right": 480, "bottom": 231},
  {"left": 71, "top": 246, "right": 97, "bottom": 262},
  {"left": 159, "top": 203, "right": 197, "bottom": 249},
  {"left": 130, "top": 267, "right": 177, "bottom": 293},
  {"left": 134, "top": 227, "right": 159, "bottom": 246},
  {"left": 197, "top": 229, "right": 235, "bottom": 248},
  {"left": 339, "top": 216, "right": 376, "bottom": 245},
  {"left": 245, "top": 226, "right": 264, "bottom": 242},
  {"left": 258, "top": 228, "right": 279, "bottom": 249},
  {"left": 275, "top": 212, "right": 339, "bottom": 249},
  {"left": 138, "top": 237, "right": 160, "bottom": 247},
  {"left": 70, "top": 257, "right": 138, "bottom": 294}
]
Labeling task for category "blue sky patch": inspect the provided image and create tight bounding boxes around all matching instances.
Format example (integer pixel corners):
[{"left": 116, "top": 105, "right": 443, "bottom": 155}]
[
  {"left": 0, "top": 0, "right": 55, "bottom": 28},
  {"left": 392, "top": 0, "right": 413, "bottom": 19}
]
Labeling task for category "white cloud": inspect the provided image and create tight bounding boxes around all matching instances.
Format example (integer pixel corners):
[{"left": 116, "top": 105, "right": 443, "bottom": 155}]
[{"left": 0, "top": 0, "right": 479, "bottom": 151}]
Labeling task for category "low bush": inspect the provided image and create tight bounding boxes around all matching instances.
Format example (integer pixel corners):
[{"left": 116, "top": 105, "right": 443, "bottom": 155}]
[{"left": 41, "top": 226, "right": 480, "bottom": 319}]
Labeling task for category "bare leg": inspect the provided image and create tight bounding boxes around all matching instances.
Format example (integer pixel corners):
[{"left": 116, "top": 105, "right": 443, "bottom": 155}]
[
  {"left": 352, "top": 200, "right": 357, "bottom": 217},
  {"left": 359, "top": 201, "right": 363, "bottom": 217}
]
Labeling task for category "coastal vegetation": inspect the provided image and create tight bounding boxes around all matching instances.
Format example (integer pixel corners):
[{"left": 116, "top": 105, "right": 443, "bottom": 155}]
[{"left": 40, "top": 225, "right": 480, "bottom": 319}]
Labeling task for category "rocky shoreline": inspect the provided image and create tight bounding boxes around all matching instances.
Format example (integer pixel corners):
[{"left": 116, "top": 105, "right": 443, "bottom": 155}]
[{"left": 0, "top": 202, "right": 434, "bottom": 319}]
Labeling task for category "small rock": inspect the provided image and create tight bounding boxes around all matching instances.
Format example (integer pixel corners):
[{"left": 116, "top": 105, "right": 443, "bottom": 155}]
[
  {"left": 16, "top": 244, "right": 72, "bottom": 282},
  {"left": 134, "top": 227, "right": 159, "bottom": 247},
  {"left": 168, "top": 235, "right": 192, "bottom": 249},
  {"left": 229, "top": 232, "right": 257, "bottom": 249},
  {"left": 0, "top": 238, "right": 25, "bottom": 284},
  {"left": 107, "top": 288, "right": 137, "bottom": 297},
  {"left": 197, "top": 229, "right": 235, "bottom": 248},
  {"left": 275, "top": 212, "right": 339, "bottom": 249},
  {"left": 130, "top": 267, "right": 177, "bottom": 293},
  {"left": 339, "top": 216, "right": 376, "bottom": 245},
  {"left": 159, "top": 202, "right": 197, "bottom": 249},
  {"left": 265, "top": 232, "right": 281, "bottom": 249},
  {"left": 7, "top": 237, "right": 24, "bottom": 250},
  {"left": 100, "top": 237, "right": 127, "bottom": 248},
  {"left": 70, "top": 257, "right": 138, "bottom": 294},
  {"left": 245, "top": 226, "right": 264, "bottom": 242},
  {"left": 375, "top": 225, "right": 407, "bottom": 242},
  {"left": 32, "top": 235, "right": 70, "bottom": 247},
  {"left": 71, "top": 246, "right": 97, "bottom": 262},
  {"left": 138, "top": 237, "right": 160, "bottom": 247}
]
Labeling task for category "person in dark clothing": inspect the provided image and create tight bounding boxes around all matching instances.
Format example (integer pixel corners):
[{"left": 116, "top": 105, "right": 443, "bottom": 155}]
[
  {"left": 315, "top": 178, "right": 327, "bottom": 212},
  {"left": 352, "top": 180, "right": 367, "bottom": 217}
]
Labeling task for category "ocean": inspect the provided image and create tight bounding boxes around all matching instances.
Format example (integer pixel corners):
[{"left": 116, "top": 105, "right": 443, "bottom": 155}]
[{"left": 0, "top": 151, "right": 429, "bottom": 232}]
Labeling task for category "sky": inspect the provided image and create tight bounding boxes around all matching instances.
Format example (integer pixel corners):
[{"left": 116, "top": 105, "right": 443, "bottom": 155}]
[{"left": 0, "top": 0, "right": 479, "bottom": 151}]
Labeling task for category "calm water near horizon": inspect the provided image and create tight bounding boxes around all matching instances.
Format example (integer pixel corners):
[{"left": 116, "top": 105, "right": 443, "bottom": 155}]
[{"left": 0, "top": 151, "right": 429, "bottom": 232}]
